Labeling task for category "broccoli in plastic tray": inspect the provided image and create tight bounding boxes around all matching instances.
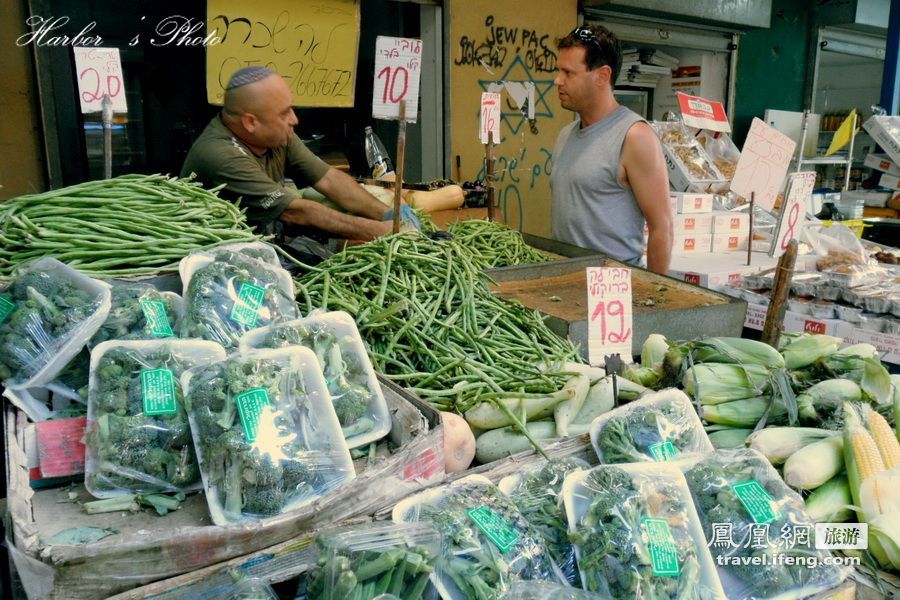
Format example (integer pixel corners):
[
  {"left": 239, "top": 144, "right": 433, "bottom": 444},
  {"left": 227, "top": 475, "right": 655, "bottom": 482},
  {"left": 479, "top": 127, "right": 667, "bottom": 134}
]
[
  {"left": 0, "top": 257, "right": 111, "bottom": 391},
  {"left": 91, "top": 282, "right": 183, "bottom": 346},
  {"left": 393, "top": 474, "right": 562, "bottom": 600},
  {"left": 179, "top": 245, "right": 298, "bottom": 349},
  {"left": 85, "top": 339, "right": 226, "bottom": 497},
  {"left": 239, "top": 311, "right": 391, "bottom": 448},
  {"left": 590, "top": 389, "right": 714, "bottom": 464},
  {"left": 183, "top": 346, "right": 356, "bottom": 525},
  {"left": 497, "top": 457, "right": 589, "bottom": 587},
  {"left": 307, "top": 521, "right": 442, "bottom": 600},
  {"left": 678, "top": 449, "right": 850, "bottom": 600},
  {"left": 562, "top": 462, "right": 726, "bottom": 599}
]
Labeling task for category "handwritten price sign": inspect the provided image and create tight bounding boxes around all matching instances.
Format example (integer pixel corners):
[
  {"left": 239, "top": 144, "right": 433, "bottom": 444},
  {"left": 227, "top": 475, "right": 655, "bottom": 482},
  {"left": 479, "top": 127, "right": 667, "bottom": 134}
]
[
  {"left": 770, "top": 171, "right": 816, "bottom": 258},
  {"left": 73, "top": 46, "right": 127, "bottom": 114},
  {"left": 586, "top": 267, "right": 633, "bottom": 366},
  {"left": 731, "top": 118, "right": 796, "bottom": 211},
  {"left": 373, "top": 36, "right": 422, "bottom": 123},
  {"left": 480, "top": 92, "right": 501, "bottom": 144}
]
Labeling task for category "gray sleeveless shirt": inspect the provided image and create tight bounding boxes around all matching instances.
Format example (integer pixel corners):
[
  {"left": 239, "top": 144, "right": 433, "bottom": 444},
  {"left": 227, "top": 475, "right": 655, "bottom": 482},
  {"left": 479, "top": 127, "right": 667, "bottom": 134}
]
[{"left": 551, "top": 106, "right": 646, "bottom": 265}]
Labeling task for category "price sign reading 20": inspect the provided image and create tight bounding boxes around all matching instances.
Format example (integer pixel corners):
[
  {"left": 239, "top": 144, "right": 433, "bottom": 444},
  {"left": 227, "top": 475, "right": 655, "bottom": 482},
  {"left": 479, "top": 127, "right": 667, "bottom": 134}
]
[
  {"left": 372, "top": 36, "right": 422, "bottom": 123},
  {"left": 586, "top": 267, "right": 633, "bottom": 366},
  {"left": 73, "top": 46, "right": 128, "bottom": 114}
]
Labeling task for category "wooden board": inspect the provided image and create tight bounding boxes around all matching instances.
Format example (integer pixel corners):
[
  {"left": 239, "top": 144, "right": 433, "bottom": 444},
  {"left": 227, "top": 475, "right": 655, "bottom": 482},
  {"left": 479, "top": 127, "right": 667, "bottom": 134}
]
[
  {"left": 491, "top": 269, "right": 728, "bottom": 322},
  {"left": 448, "top": 1, "right": 577, "bottom": 236}
]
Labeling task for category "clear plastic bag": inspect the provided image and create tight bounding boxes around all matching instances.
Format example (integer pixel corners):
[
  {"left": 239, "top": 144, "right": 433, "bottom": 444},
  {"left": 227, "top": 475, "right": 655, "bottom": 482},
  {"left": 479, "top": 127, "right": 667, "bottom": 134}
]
[
  {"left": 502, "top": 581, "right": 603, "bottom": 599},
  {"left": 0, "top": 257, "right": 111, "bottom": 389},
  {"left": 393, "top": 474, "right": 561, "bottom": 599},
  {"left": 498, "top": 457, "right": 589, "bottom": 587},
  {"left": 184, "top": 347, "right": 356, "bottom": 525},
  {"left": 85, "top": 339, "right": 226, "bottom": 498},
  {"left": 90, "top": 283, "right": 183, "bottom": 346},
  {"left": 651, "top": 121, "right": 726, "bottom": 182},
  {"left": 805, "top": 223, "right": 868, "bottom": 271},
  {"left": 239, "top": 311, "right": 391, "bottom": 448},
  {"left": 697, "top": 131, "right": 740, "bottom": 181},
  {"left": 590, "top": 389, "right": 714, "bottom": 464},
  {"left": 679, "top": 449, "right": 849, "bottom": 600},
  {"left": 307, "top": 521, "right": 441, "bottom": 600},
  {"left": 179, "top": 248, "right": 298, "bottom": 349},
  {"left": 562, "top": 462, "right": 725, "bottom": 598},
  {"left": 225, "top": 571, "right": 278, "bottom": 600}
]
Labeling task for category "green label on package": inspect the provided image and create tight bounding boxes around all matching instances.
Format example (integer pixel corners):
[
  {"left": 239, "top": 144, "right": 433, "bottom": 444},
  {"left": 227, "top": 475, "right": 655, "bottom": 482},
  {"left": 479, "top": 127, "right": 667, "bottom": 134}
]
[
  {"left": 467, "top": 505, "right": 520, "bottom": 553},
  {"left": 731, "top": 480, "right": 781, "bottom": 524},
  {"left": 643, "top": 518, "right": 680, "bottom": 576},
  {"left": 140, "top": 369, "right": 178, "bottom": 415},
  {"left": 0, "top": 296, "right": 15, "bottom": 326},
  {"left": 230, "top": 282, "right": 266, "bottom": 327},
  {"left": 648, "top": 440, "right": 678, "bottom": 462},
  {"left": 235, "top": 387, "right": 270, "bottom": 443},
  {"left": 140, "top": 299, "right": 174, "bottom": 338}
]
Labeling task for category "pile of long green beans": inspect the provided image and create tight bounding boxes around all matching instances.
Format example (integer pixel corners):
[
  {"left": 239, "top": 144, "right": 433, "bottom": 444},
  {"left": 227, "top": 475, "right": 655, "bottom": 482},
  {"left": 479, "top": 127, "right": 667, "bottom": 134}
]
[
  {"left": 446, "top": 219, "right": 552, "bottom": 269},
  {"left": 0, "top": 174, "right": 260, "bottom": 278},
  {"left": 295, "top": 232, "right": 579, "bottom": 413}
]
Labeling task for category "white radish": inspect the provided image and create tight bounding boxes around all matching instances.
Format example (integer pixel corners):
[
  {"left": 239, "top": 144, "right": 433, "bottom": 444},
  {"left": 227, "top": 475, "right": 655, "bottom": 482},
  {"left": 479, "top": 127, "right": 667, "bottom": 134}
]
[{"left": 554, "top": 375, "right": 590, "bottom": 437}]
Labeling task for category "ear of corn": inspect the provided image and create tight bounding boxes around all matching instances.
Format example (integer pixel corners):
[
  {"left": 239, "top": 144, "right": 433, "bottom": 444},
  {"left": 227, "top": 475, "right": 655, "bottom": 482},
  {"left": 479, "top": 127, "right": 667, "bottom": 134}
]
[
  {"left": 783, "top": 435, "right": 844, "bottom": 490},
  {"left": 843, "top": 402, "right": 885, "bottom": 522},
  {"left": 707, "top": 428, "right": 752, "bottom": 450},
  {"left": 892, "top": 375, "right": 900, "bottom": 439},
  {"left": 682, "top": 363, "right": 771, "bottom": 405},
  {"left": 861, "top": 404, "right": 900, "bottom": 469},
  {"left": 746, "top": 427, "right": 835, "bottom": 465},
  {"left": 779, "top": 334, "right": 842, "bottom": 370},
  {"left": 795, "top": 379, "right": 861, "bottom": 422},
  {"left": 690, "top": 337, "right": 786, "bottom": 369},
  {"left": 622, "top": 365, "right": 660, "bottom": 389},
  {"left": 640, "top": 334, "right": 670, "bottom": 371},
  {"left": 702, "top": 396, "right": 785, "bottom": 428},
  {"left": 868, "top": 512, "right": 900, "bottom": 572},
  {"left": 804, "top": 475, "right": 854, "bottom": 523}
]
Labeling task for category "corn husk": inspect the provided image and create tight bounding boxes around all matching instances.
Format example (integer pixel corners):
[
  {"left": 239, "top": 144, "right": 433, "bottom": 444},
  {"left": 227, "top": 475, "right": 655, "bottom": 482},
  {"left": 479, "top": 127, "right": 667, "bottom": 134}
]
[
  {"left": 691, "top": 336, "right": 785, "bottom": 369},
  {"left": 868, "top": 511, "right": 900, "bottom": 571},
  {"left": 707, "top": 428, "right": 752, "bottom": 449},
  {"left": 804, "top": 475, "right": 854, "bottom": 523},
  {"left": 622, "top": 365, "right": 660, "bottom": 389},
  {"left": 796, "top": 379, "right": 862, "bottom": 423},
  {"left": 746, "top": 426, "right": 835, "bottom": 465},
  {"left": 640, "top": 334, "right": 670, "bottom": 371},
  {"left": 703, "top": 396, "right": 787, "bottom": 428},
  {"left": 783, "top": 435, "right": 844, "bottom": 489},
  {"left": 682, "top": 363, "right": 771, "bottom": 405},
  {"left": 780, "top": 334, "right": 842, "bottom": 370}
]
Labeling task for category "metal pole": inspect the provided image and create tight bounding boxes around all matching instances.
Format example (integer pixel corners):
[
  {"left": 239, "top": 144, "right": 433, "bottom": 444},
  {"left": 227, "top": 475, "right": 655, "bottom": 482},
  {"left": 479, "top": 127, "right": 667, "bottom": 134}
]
[
  {"left": 485, "top": 131, "right": 495, "bottom": 221},
  {"left": 881, "top": 0, "right": 900, "bottom": 115},
  {"left": 393, "top": 101, "right": 407, "bottom": 234},
  {"left": 102, "top": 94, "right": 113, "bottom": 180}
]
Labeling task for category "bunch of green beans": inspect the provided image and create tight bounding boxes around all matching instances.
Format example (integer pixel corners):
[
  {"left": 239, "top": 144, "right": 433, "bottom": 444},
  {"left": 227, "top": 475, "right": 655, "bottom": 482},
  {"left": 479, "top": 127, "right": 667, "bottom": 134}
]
[
  {"left": 446, "top": 219, "right": 552, "bottom": 269},
  {"left": 295, "top": 232, "right": 579, "bottom": 413},
  {"left": 0, "top": 174, "right": 261, "bottom": 278}
]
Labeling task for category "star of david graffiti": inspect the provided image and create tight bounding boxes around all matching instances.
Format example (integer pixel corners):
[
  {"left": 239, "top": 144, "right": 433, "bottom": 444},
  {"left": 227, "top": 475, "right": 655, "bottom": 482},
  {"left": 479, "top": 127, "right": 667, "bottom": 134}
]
[{"left": 478, "top": 55, "right": 556, "bottom": 135}]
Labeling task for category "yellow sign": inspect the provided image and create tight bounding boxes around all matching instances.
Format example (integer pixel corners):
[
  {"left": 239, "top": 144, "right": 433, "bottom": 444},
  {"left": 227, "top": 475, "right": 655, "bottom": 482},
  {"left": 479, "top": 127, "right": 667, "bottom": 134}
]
[
  {"left": 206, "top": 0, "right": 360, "bottom": 107},
  {"left": 825, "top": 109, "right": 858, "bottom": 157}
]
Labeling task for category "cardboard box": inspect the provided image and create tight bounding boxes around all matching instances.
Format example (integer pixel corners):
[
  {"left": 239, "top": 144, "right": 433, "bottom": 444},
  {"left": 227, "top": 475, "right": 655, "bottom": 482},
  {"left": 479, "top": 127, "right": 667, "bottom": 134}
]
[
  {"left": 864, "top": 153, "right": 900, "bottom": 177},
  {"left": 782, "top": 311, "right": 850, "bottom": 338},
  {"left": 673, "top": 233, "right": 712, "bottom": 255},
  {"left": 863, "top": 116, "right": 900, "bottom": 167},
  {"left": 671, "top": 192, "right": 714, "bottom": 214},
  {"left": 668, "top": 268, "right": 745, "bottom": 290},
  {"left": 878, "top": 173, "right": 900, "bottom": 190},
  {"left": 711, "top": 211, "right": 750, "bottom": 234},
  {"left": 711, "top": 232, "right": 750, "bottom": 253},
  {"left": 674, "top": 213, "right": 713, "bottom": 234}
]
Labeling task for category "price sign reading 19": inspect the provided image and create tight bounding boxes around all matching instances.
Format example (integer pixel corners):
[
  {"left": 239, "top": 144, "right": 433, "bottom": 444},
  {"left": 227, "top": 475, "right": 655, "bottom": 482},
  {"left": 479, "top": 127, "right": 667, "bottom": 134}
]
[
  {"left": 586, "top": 267, "right": 633, "bottom": 366},
  {"left": 372, "top": 36, "right": 422, "bottom": 123}
]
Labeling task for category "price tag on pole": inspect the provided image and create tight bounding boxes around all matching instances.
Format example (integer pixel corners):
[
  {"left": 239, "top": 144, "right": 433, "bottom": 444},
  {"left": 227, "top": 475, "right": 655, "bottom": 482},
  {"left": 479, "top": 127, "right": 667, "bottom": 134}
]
[
  {"left": 372, "top": 36, "right": 422, "bottom": 122},
  {"left": 770, "top": 171, "right": 816, "bottom": 258},
  {"left": 480, "top": 92, "right": 501, "bottom": 144},
  {"left": 586, "top": 267, "right": 633, "bottom": 366},
  {"left": 73, "top": 47, "right": 127, "bottom": 114}
]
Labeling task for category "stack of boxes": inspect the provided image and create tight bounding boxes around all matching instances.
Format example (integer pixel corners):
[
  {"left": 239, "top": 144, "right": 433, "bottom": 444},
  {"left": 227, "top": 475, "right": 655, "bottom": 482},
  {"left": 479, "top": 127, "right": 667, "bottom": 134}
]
[{"left": 662, "top": 192, "right": 750, "bottom": 255}]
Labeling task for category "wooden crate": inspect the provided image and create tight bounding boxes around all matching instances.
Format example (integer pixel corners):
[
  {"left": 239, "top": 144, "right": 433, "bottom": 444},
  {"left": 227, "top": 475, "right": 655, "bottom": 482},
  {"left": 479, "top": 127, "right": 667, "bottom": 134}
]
[{"left": 4, "top": 377, "right": 444, "bottom": 599}]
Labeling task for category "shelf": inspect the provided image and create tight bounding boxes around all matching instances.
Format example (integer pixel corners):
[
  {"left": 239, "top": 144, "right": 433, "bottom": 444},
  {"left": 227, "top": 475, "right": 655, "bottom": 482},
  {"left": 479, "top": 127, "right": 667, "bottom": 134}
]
[{"left": 799, "top": 156, "right": 852, "bottom": 165}]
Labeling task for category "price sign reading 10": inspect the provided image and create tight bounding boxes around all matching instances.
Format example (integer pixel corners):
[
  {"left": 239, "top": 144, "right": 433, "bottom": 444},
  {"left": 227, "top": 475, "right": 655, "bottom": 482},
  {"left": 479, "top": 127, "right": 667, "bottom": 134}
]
[
  {"left": 372, "top": 36, "right": 422, "bottom": 122},
  {"left": 587, "top": 267, "right": 633, "bottom": 366}
]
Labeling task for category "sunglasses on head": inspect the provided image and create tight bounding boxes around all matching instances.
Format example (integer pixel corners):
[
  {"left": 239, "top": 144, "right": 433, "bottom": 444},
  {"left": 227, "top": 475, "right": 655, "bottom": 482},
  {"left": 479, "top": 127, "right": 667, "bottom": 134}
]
[{"left": 571, "top": 27, "right": 603, "bottom": 51}]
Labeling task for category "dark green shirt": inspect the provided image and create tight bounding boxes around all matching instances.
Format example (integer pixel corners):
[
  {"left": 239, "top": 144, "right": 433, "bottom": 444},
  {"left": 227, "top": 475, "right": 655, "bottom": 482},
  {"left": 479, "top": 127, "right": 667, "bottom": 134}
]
[{"left": 180, "top": 115, "right": 330, "bottom": 229}]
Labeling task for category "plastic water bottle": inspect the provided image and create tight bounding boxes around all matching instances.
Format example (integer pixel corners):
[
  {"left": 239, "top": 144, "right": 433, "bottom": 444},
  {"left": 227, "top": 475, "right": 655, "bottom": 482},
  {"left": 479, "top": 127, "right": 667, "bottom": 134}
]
[{"left": 364, "top": 126, "right": 394, "bottom": 180}]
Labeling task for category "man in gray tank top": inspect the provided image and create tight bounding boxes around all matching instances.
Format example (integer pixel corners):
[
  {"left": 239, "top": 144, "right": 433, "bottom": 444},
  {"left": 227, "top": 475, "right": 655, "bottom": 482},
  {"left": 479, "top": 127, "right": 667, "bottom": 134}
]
[{"left": 550, "top": 25, "right": 673, "bottom": 273}]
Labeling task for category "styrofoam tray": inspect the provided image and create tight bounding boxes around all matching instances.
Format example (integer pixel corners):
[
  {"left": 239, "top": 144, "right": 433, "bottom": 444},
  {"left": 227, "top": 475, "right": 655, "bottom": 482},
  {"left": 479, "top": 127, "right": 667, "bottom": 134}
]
[
  {"left": 239, "top": 311, "right": 391, "bottom": 449},
  {"left": 562, "top": 462, "right": 725, "bottom": 598}
]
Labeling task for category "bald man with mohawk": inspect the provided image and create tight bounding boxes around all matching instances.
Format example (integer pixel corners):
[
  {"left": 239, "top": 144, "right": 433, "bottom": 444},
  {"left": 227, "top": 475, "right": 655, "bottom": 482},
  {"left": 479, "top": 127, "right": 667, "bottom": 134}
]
[{"left": 182, "top": 67, "right": 414, "bottom": 240}]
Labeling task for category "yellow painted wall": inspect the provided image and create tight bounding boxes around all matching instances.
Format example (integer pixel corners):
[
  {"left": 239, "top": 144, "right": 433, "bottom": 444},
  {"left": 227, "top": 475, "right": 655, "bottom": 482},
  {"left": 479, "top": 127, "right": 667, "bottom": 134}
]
[
  {"left": 0, "top": 0, "right": 45, "bottom": 198},
  {"left": 448, "top": 1, "right": 576, "bottom": 235}
]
